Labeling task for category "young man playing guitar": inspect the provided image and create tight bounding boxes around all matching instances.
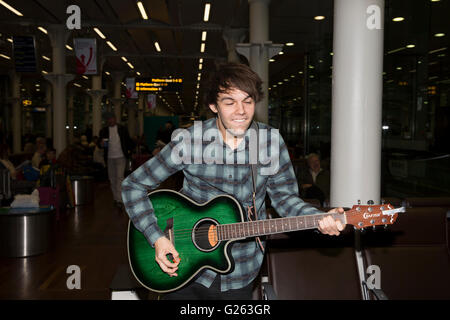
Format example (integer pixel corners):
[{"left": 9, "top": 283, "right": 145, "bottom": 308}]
[{"left": 122, "top": 63, "right": 345, "bottom": 300}]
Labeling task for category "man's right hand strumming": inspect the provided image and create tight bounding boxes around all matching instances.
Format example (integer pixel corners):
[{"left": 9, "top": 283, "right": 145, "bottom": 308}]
[{"left": 154, "top": 236, "right": 180, "bottom": 277}]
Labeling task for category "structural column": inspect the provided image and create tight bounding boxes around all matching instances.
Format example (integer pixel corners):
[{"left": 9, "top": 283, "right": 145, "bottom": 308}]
[
  {"left": 84, "top": 94, "right": 91, "bottom": 132},
  {"left": 9, "top": 71, "right": 21, "bottom": 153},
  {"left": 330, "top": 0, "right": 385, "bottom": 207},
  {"left": 111, "top": 72, "right": 124, "bottom": 123},
  {"left": 236, "top": 0, "right": 283, "bottom": 124},
  {"left": 67, "top": 88, "right": 75, "bottom": 144},
  {"left": 138, "top": 94, "right": 144, "bottom": 137},
  {"left": 45, "top": 83, "right": 52, "bottom": 139},
  {"left": 223, "top": 28, "right": 247, "bottom": 63},
  {"left": 44, "top": 25, "right": 74, "bottom": 156}
]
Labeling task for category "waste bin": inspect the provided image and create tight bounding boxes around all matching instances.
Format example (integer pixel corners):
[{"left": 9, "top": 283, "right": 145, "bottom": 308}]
[
  {"left": 0, "top": 206, "right": 54, "bottom": 257},
  {"left": 70, "top": 175, "right": 94, "bottom": 206}
]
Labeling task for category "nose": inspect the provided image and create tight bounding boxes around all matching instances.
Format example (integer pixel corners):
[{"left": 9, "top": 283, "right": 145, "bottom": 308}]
[{"left": 236, "top": 101, "right": 245, "bottom": 114}]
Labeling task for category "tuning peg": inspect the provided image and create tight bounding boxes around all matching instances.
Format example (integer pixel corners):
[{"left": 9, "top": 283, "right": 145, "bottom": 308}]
[
  {"left": 381, "top": 199, "right": 385, "bottom": 205},
  {"left": 367, "top": 200, "right": 374, "bottom": 205},
  {"left": 384, "top": 224, "right": 388, "bottom": 230}
]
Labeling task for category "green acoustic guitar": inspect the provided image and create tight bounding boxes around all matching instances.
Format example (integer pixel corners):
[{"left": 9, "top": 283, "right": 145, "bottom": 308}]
[{"left": 127, "top": 189, "right": 404, "bottom": 293}]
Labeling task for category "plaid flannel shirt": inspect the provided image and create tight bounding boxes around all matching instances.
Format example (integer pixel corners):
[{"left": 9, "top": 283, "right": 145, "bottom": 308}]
[{"left": 122, "top": 117, "right": 323, "bottom": 292}]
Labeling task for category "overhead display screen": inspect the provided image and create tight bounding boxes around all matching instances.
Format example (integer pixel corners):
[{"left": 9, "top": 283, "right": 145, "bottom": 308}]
[{"left": 135, "top": 78, "right": 183, "bottom": 92}]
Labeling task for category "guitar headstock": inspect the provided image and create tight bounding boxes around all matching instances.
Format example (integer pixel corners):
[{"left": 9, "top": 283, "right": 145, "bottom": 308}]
[{"left": 345, "top": 203, "right": 405, "bottom": 229}]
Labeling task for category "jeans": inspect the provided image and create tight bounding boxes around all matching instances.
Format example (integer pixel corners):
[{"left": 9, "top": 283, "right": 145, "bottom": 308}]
[{"left": 107, "top": 157, "right": 126, "bottom": 203}]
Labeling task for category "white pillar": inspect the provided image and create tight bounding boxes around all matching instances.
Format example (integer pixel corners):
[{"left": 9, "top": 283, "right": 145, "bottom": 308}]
[
  {"left": 67, "top": 89, "right": 74, "bottom": 144},
  {"left": 88, "top": 74, "right": 107, "bottom": 137},
  {"left": 249, "top": 0, "right": 269, "bottom": 124},
  {"left": 44, "top": 25, "right": 74, "bottom": 156},
  {"left": 9, "top": 71, "right": 21, "bottom": 153},
  {"left": 223, "top": 28, "right": 246, "bottom": 63},
  {"left": 330, "top": 0, "right": 385, "bottom": 207},
  {"left": 138, "top": 94, "right": 144, "bottom": 136},
  {"left": 236, "top": 0, "right": 283, "bottom": 124},
  {"left": 45, "top": 83, "right": 52, "bottom": 139},
  {"left": 111, "top": 72, "right": 124, "bottom": 123},
  {"left": 84, "top": 94, "right": 90, "bottom": 131}
]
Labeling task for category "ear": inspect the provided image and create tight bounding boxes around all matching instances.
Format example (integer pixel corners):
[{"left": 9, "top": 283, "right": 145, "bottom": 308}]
[{"left": 208, "top": 103, "right": 218, "bottom": 114}]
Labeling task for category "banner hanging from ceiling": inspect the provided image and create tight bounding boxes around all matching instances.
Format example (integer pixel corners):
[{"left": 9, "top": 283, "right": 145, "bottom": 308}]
[
  {"left": 146, "top": 94, "right": 156, "bottom": 112},
  {"left": 74, "top": 38, "right": 97, "bottom": 75},
  {"left": 126, "top": 77, "right": 138, "bottom": 99}
]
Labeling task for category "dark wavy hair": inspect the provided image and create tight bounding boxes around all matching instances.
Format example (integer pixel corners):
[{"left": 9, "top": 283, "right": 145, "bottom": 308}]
[{"left": 204, "top": 62, "right": 263, "bottom": 107}]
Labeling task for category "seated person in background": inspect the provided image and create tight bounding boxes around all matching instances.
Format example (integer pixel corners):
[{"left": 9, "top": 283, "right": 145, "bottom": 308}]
[
  {"left": 300, "top": 153, "right": 330, "bottom": 206},
  {"left": 32, "top": 143, "right": 47, "bottom": 168},
  {"left": 39, "top": 148, "right": 57, "bottom": 168}
]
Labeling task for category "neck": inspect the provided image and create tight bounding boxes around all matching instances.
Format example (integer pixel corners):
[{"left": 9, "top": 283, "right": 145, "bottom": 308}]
[{"left": 216, "top": 212, "right": 346, "bottom": 241}]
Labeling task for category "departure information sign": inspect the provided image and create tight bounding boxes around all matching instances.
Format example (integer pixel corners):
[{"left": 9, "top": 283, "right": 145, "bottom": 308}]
[
  {"left": 135, "top": 78, "right": 183, "bottom": 92},
  {"left": 13, "top": 36, "right": 37, "bottom": 73}
]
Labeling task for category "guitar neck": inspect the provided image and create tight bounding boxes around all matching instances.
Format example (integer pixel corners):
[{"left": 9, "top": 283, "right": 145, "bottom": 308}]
[{"left": 216, "top": 212, "right": 347, "bottom": 241}]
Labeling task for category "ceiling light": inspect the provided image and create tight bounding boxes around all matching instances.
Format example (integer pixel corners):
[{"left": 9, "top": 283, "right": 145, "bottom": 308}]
[
  {"left": 136, "top": 72, "right": 141, "bottom": 76},
  {"left": 82, "top": 75, "right": 88, "bottom": 79},
  {"left": 406, "top": 44, "right": 415, "bottom": 48},
  {"left": 127, "top": 62, "right": 134, "bottom": 69},
  {"left": 73, "top": 83, "right": 81, "bottom": 87},
  {"left": 387, "top": 47, "right": 406, "bottom": 54},
  {"left": 7, "top": 38, "right": 13, "bottom": 43},
  {"left": 94, "top": 28, "right": 106, "bottom": 39},
  {"left": 279, "top": 51, "right": 284, "bottom": 55},
  {"left": 392, "top": 17, "right": 404, "bottom": 22},
  {"left": 121, "top": 56, "right": 128, "bottom": 62},
  {"left": 200, "top": 43, "right": 205, "bottom": 53},
  {"left": 42, "top": 55, "right": 51, "bottom": 61},
  {"left": 285, "top": 42, "right": 294, "bottom": 46},
  {"left": 199, "top": 63, "right": 203, "bottom": 70},
  {"left": 137, "top": 1, "right": 149, "bottom": 20},
  {"left": 38, "top": 26, "right": 48, "bottom": 34},
  {"left": 314, "top": 16, "right": 325, "bottom": 21},
  {"left": 429, "top": 47, "right": 447, "bottom": 54},
  {"left": 107, "top": 41, "right": 117, "bottom": 51},
  {"left": 0, "top": 1, "right": 23, "bottom": 16},
  {"left": 201, "top": 31, "right": 208, "bottom": 42},
  {"left": 203, "top": 3, "right": 211, "bottom": 22},
  {"left": 434, "top": 33, "right": 445, "bottom": 37},
  {"left": 66, "top": 45, "right": 73, "bottom": 50},
  {"left": 0, "top": 53, "right": 11, "bottom": 60},
  {"left": 42, "top": 70, "right": 48, "bottom": 74},
  {"left": 105, "top": 71, "right": 110, "bottom": 75},
  {"left": 199, "top": 58, "right": 203, "bottom": 64},
  {"left": 154, "top": 41, "right": 161, "bottom": 52},
  {"left": 269, "top": 59, "right": 275, "bottom": 62}
]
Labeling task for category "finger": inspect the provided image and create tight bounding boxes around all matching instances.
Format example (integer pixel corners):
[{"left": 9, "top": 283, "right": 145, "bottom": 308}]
[
  {"left": 157, "top": 252, "right": 179, "bottom": 269},
  {"left": 336, "top": 220, "right": 345, "bottom": 231},
  {"left": 325, "top": 216, "right": 339, "bottom": 235},
  {"left": 155, "top": 258, "right": 178, "bottom": 275}
]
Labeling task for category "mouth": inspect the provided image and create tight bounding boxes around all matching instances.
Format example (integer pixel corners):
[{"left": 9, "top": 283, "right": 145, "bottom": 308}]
[{"left": 232, "top": 119, "right": 247, "bottom": 123}]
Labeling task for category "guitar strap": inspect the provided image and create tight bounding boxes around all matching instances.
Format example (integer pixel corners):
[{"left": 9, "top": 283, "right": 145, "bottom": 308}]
[{"left": 248, "top": 120, "right": 265, "bottom": 253}]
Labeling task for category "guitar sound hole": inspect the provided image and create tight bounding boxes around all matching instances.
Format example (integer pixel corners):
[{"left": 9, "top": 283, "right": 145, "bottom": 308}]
[{"left": 192, "top": 218, "right": 219, "bottom": 252}]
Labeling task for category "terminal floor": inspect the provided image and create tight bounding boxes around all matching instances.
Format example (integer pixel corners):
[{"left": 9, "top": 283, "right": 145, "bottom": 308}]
[{"left": 0, "top": 182, "right": 130, "bottom": 299}]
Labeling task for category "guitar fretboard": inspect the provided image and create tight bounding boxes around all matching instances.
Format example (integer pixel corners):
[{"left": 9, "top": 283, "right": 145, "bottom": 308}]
[{"left": 216, "top": 212, "right": 346, "bottom": 241}]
